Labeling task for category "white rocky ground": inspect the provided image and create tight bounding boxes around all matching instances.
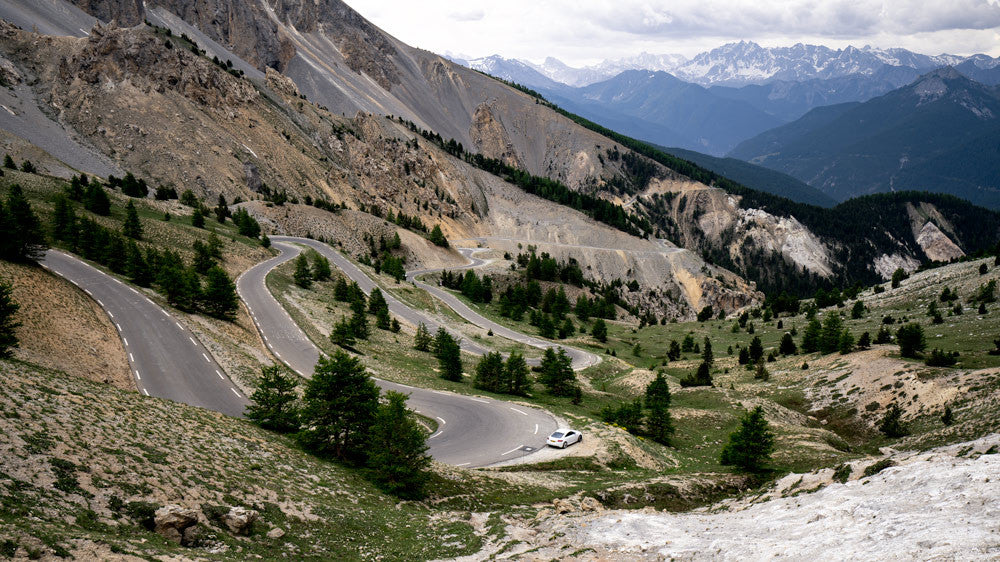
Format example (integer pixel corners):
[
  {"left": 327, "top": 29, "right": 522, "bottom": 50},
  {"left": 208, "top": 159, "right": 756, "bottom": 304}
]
[{"left": 497, "top": 435, "right": 1000, "bottom": 560}]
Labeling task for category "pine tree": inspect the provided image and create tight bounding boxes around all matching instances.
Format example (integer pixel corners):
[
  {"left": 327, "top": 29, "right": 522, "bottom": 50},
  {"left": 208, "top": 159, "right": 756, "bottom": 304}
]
[
  {"left": 368, "top": 287, "right": 388, "bottom": 316},
  {"left": 896, "top": 323, "right": 926, "bottom": 358},
  {"left": 433, "top": 328, "right": 463, "bottom": 381},
  {"left": 2, "top": 154, "right": 14, "bottom": 169},
  {"left": 413, "top": 322, "right": 432, "bottom": 351},
  {"left": 754, "top": 361, "right": 769, "bottom": 381},
  {"left": 261, "top": 234, "right": 271, "bottom": 248},
  {"left": 878, "top": 403, "right": 908, "bottom": 437},
  {"left": 591, "top": 317, "right": 607, "bottom": 343},
  {"left": 538, "top": 347, "right": 578, "bottom": 397},
  {"left": 856, "top": 331, "right": 872, "bottom": 350},
  {"left": 366, "top": 391, "right": 431, "bottom": 499},
  {"left": 83, "top": 181, "right": 111, "bottom": 216},
  {"left": 428, "top": 224, "right": 448, "bottom": 247},
  {"left": 122, "top": 200, "right": 143, "bottom": 240},
  {"left": 702, "top": 337, "right": 714, "bottom": 366},
  {"left": 375, "top": 307, "right": 391, "bottom": 330},
  {"left": 0, "top": 184, "right": 47, "bottom": 261},
  {"left": 246, "top": 365, "right": 299, "bottom": 433},
  {"left": 333, "top": 277, "right": 351, "bottom": 301},
  {"left": 720, "top": 406, "right": 774, "bottom": 472},
  {"left": 312, "top": 253, "right": 331, "bottom": 281},
  {"left": 192, "top": 240, "right": 215, "bottom": 273},
  {"left": 644, "top": 372, "right": 674, "bottom": 445},
  {"left": 125, "top": 241, "right": 153, "bottom": 287},
  {"left": 779, "top": 332, "right": 797, "bottom": 355},
  {"left": 680, "top": 361, "right": 713, "bottom": 387},
  {"left": 851, "top": 300, "right": 865, "bottom": 319},
  {"left": 297, "top": 351, "right": 379, "bottom": 461},
  {"left": 191, "top": 206, "right": 205, "bottom": 228},
  {"left": 51, "top": 194, "right": 77, "bottom": 243},
  {"left": 214, "top": 194, "right": 228, "bottom": 223},
  {"left": 293, "top": 254, "right": 313, "bottom": 288},
  {"left": 0, "top": 278, "right": 21, "bottom": 358},
  {"left": 748, "top": 336, "right": 764, "bottom": 364},
  {"left": 473, "top": 351, "right": 505, "bottom": 392},
  {"left": 330, "top": 317, "right": 356, "bottom": 349},
  {"left": 504, "top": 352, "right": 530, "bottom": 395},
  {"left": 838, "top": 330, "right": 855, "bottom": 354},
  {"left": 801, "top": 317, "right": 822, "bottom": 353},
  {"left": 201, "top": 266, "right": 238, "bottom": 320}
]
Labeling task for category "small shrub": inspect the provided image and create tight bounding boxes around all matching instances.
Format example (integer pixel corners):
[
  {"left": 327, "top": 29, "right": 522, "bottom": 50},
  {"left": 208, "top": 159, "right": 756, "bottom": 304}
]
[{"left": 862, "top": 459, "right": 895, "bottom": 478}]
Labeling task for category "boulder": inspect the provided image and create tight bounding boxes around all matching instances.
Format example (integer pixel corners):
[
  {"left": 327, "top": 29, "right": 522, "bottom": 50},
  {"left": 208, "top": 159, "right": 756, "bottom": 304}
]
[
  {"left": 266, "top": 527, "right": 286, "bottom": 539},
  {"left": 552, "top": 498, "right": 576, "bottom": 514},
  {"left": 580, "top": 497, "right": 603, "bottom": 512},
  {"left": 222, "top": 506, "right": 259, "bottom": 535},
  {"left": 153, "top": 505, "right": 198, "bottom": 543}
]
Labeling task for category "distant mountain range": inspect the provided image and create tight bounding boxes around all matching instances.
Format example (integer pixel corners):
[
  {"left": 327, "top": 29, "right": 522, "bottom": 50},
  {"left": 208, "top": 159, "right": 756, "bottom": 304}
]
[
  {"left": 730, "top": 67, "right": 1000, "bottom": 208},
  {"left": 454, "top": 42, "right": 1000, "bottom": 89}
]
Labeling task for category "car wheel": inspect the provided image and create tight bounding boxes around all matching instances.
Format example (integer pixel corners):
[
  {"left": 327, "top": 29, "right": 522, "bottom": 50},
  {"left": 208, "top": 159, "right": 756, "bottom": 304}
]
[{"left": 561, "top": 442, "right": 567, "bottom": 449}]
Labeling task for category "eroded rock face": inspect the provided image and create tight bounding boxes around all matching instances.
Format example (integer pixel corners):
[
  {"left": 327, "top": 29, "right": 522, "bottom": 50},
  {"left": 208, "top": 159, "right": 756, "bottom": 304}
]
[
  {"left": 874, "top": 253, "right": 921, "bottom": 279},
  {"left": 916, "top": 221, "right": 965, "bottom": 262},
  {"left": 470, "top": 103, "right": 522, "bottom": 169},
  {"left": 153, "top": 505, "right": 198, "bottom": 544}
]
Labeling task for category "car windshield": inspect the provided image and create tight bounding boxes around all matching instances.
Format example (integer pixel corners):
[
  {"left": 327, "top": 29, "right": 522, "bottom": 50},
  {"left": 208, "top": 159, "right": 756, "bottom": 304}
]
[{"left": 550, "top": 432, "right": 564, "bottom": 438}]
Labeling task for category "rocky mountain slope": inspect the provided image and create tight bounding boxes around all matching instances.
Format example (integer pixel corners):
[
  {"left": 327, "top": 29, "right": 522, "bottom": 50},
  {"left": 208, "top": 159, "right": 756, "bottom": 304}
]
[{"left": 731, "top": 67, "right": 1000, "bottom": 207}]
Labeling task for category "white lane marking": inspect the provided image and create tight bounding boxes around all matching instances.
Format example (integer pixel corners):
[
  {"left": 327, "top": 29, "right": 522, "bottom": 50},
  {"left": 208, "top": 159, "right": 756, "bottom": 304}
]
[
  {"left": 501, "top": 445, "right": 523, "bottom": 456},
  {"left": 97, "top": 299, "right": 104, "bottom": 306},
  {"left": 176, "top": 322, "right": 183, "bottom": 330},
  {"left": 432, "top": 390, "right": 448, "bottom": 395},
  {"left": 202, "top": 353, "right": 211, "bottom": 363},
  {"left": 189, "top": 337, "right": 197, "bottom": 345},
  {"left": 135, "top": 370, "right": 141, "bottom": 380},
  {"left": 161, "top": 309, "right": 169, "bottom": 316},
  {"left": 230, "top": 388, "right": 241, "bottom": 397},
  {"left": 129, "top": 353, "right": 134, "bottom": 362},
  {"left": 108, "top": 311, "right": 114, "bottom": 318},
  {"left": 455, "top": 462, "right": 471, "bottom": 467},
  {"left": 71, "top": 280, "right": 79, "bottom": 286},
  {"left": 122, "top": 337, "right": 129, "bottom": 347},
  {"left": 436, "top": 416, "right": 446, "bottom": 425},
  {"left": 216, "top": 370, "right": 224, "bottom": 379},
  {"left": 84, "top": 289, "right": 92, "bottom": 296},
  {"left": 470, "top": 398, "right": 488, "bottom": 403},
  {"left": 534, "top": 424, "right": 539, "bottom": 435},
  {"left": 116, "top": 323, "right": 122, "bottom": 331},
  {"left": 142, "top": 388, "right": 150, "bottom": 396},
  {"left": 429, "top": 431, "right": 442, "bottom": 439},
  {"left": 510, "top": 407, "right": 528, "bottom": 416}
]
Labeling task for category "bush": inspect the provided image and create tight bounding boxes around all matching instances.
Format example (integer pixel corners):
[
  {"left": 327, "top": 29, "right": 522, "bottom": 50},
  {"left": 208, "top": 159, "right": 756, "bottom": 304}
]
[
  {"left": 896, "top": 323, "right": 926, "bottom": 358},
  {"left": 924, "top": 348, "right": 958, "bottom": 367},
  {"left": 863, "top": 459, "right": 895, "bottom": 478},
  {"left": 878, "top": 403, "right": 908, "bottom": 438}
]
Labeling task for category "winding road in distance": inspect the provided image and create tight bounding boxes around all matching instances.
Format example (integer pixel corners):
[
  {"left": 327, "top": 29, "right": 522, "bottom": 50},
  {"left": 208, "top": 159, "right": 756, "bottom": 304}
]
[
  {"left": 407, "top": 248, "right": 602, "bottom": 371},
  {"left": 40, "top": 250, "right": 248, "bottom": 417},
  {"left": 237, "top": 238, "right": 557, "bottom": 467}
]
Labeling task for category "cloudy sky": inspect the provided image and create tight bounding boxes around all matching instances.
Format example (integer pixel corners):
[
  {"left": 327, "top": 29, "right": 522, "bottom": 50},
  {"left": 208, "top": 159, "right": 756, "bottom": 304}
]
[{"left": 351, "top": 0, "right": 1000, "bottom": 65}]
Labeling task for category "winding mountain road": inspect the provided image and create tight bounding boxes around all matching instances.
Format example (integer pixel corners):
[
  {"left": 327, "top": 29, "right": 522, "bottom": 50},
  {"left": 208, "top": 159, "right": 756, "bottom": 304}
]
[
  {"left": 408, "top": 248, "right": 602, "bottom": 371},
  {"left": 39, "top": 250, "right": 248, "bottom": 417},
  {"left": 238, "top": 238, "right": 557, "bottom": 467}
]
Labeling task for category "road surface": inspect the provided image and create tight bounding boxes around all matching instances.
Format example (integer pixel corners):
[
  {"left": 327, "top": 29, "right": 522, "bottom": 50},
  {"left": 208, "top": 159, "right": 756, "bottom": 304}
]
[
  {"left": 237, "top": 239, "right": 557, "bottom": 467},
  {"left": 40, "top": 250, "right": 248, "bottom": 417},
  {"left": 407, "top": 248, "right": 602, "bottom": 371}
]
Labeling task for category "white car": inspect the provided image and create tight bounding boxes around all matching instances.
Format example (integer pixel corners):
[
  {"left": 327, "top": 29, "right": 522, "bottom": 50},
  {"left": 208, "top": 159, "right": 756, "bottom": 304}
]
[{"left": 546, "top": 428, "right": 582, "bottom": 448}]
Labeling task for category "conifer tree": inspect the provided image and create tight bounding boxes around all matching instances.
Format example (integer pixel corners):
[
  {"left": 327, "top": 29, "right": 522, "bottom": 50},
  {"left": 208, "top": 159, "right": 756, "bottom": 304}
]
[
  {"left": 202, "top": 266, "right": 238, "bottom": 320},
  {"left": 51, "top": 194, "right": 77, "bottom": 243},
  {"left": 0, "top": 278, "right": 21, "bottom": 358},
  {"left": 591, "top": 317, "right": 607, "bottom": 343},
  {"left": 473, "top": 351, "right": 505, "bottom": 392},
  {"left": 330, "top": 317, "right": 356, "bottom": 349},
  {"left": 83, "top": 181, "right": 110, "bottom": 216},
  {"left": 779, "top": 332, "right": 798, "bottom": 355},
  {"left": 123, "top": 200, "right": 143, "bottom": 240},
  {"left": 366, "top": 391, "right": 431, "bottom": 499},
  {"left": 720, "top": 406, "right": 774, "bottom": 472},
  {"left": 644, "top": 372, "right": 674, "bottom": 445},
  {"left": 413, "top": 322, "right": 432, "bottom": 351},
  {"left": 214, "top": 194, "right": 229, "bottom": 223},
  {"left": 538, "top": 347, "right": 578, "bottom": 397},
  {"left": 312, "top": 253, "right": 331, "bottom": 281},
  {"left": 293, "top": 254, "right": 313, "bottom": 288},
  {"left": 433, "top": 328, "right": 463, "bottom": 381},
  {"left": 801, "top": 317, "right": 822, "bottom": 353},
  {"left": 0, "top": 184, "right": 47, "bottom": 261},
  {"left": 504, "top": 352, "right": 530, "bottom": 395},
  {"left": 191, "top": 206, "right": 205, "bottom": 228},
  {"left": 297, "top": 351, "right": 379, "bottom": 461},
  {"left": 878, "top": 402, "right": 908, "bottom": 437},
  {"left": 350, "top": 298, "right": 369, "bottom": 340},
  {"left": 246, "top": 365, "right": 299, "bottom": 433}
]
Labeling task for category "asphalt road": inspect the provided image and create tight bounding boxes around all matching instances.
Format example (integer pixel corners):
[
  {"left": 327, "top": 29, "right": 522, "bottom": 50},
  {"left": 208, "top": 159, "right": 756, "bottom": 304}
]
[
  {"left": 407, "top": 248, "right": 603, "bottom": 371},
  {"left": 238, "top": 239, "right": 557, "bottom": 467},
  {"left": 40, "top": 250, "right": 248, "bottom": 417}
]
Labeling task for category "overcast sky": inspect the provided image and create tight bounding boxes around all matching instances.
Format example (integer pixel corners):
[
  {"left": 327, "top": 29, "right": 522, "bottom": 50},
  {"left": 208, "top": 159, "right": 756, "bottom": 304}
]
[{"left": 351, "top": 0, "right": 1000, "bottom": 65}]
